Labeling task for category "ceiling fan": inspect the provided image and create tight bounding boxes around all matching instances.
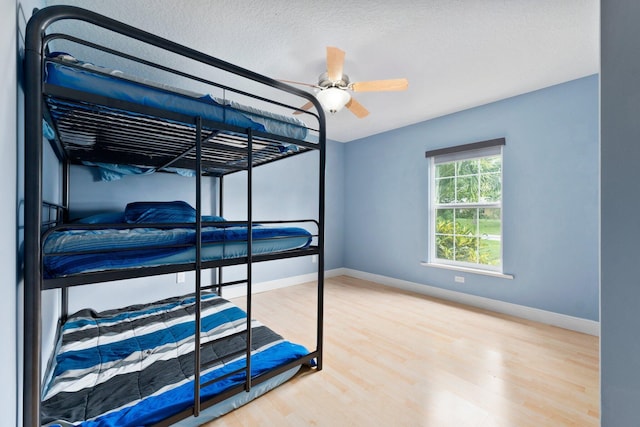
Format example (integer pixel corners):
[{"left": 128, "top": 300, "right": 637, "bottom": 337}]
[{"left": 282, "top": 46, "right": 408, "bottom": 118}]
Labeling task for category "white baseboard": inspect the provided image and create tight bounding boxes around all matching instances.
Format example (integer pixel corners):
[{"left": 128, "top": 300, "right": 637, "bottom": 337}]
[
  {"left": 221, "top": 268, "right": 346, "bottom": 299},
  {"left": 221, "top": 267, "right": 600, "bottom": 336},
  {"left": 342, "top": 268, "right": 600, "bottom": 336}
]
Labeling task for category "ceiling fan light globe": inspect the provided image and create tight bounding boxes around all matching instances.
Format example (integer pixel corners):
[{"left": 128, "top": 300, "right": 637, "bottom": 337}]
[{"left": 317, "top": 87, "right": 351, "bottom": 113}]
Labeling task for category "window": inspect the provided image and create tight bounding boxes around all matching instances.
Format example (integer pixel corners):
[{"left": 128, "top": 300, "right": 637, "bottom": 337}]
[{"left": 426, "top": 138, "right": 504, "bottom": 272}]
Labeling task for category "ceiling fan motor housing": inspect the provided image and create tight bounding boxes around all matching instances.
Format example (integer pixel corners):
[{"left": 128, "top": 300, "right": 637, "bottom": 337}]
[
  {"left": 290, "top": 46, "right": 406, "bottom": 118},
  {"left": 318, "top": 72, "right": 350, "bottom": 89}
]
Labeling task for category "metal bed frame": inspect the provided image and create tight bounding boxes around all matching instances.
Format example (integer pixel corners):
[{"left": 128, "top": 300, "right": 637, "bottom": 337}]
[{"left": 24, "top": 6, "right": 325, "bottom": 426}]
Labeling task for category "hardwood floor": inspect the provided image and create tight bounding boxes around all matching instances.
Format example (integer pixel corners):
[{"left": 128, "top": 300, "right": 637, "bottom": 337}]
[{"left": 203, "top": 275, "right": 599, "bottom": 427}]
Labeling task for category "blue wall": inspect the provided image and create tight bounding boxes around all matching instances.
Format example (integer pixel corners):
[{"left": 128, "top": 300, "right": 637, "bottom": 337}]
[
  {"left": 601, "top": 1, "right": 640, "bottom": 424},
  {"left": 69, "top": 165, "right": 217, "bottom": 218},
  {"left": 4, "top": 0, "right": 18, "bottom": 424},
  {"left": 219, "top": 140, "right": 344, "bottom": 283},
  {"left": 344, "top": 75, "right": 599, "bottom": 321}
]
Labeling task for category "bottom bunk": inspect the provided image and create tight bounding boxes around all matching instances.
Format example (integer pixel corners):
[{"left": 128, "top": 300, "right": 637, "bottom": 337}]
[{"left": 42, "top": 290, "right": 311, "bottom": 427}]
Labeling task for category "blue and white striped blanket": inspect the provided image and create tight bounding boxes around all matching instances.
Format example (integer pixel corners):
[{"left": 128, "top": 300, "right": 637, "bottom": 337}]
[{"left": 42, "top": 292, "right": 309, "bottom": 426}]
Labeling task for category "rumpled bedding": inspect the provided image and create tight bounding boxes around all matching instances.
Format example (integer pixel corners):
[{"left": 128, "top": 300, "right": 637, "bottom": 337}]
[
  {"left": 44, "top": 53, "right": 308, "bottom": 140},
  {"left": 42, "top": 292, "right": 309, "bottom": 426},
  {"left": 43, "top": 201, "right": 312, "bottom": 278}
]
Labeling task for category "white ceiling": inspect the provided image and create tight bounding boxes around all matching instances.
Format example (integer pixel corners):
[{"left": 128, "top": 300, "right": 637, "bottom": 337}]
[{"left": 44, "top": 0, "right": 599, "bottom": 143}]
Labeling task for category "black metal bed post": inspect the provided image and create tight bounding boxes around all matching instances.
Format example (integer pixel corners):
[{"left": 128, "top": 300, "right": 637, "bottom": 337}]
[
  {"left": 62, "top": 160, "right": 69, "bottom": 222},
  {"left": 24, "top": 11, "right": 46, "bottom": 427},
  {"left": 217, "top": 176, "right": 223, "bottom": 296},
  {"left": 317, "top": 118, "right": 327, "bottom": 371},
  {"left": 245, "top": 130, "right": 253, "bottom": 392},
  {"left": 193, "top": 117, "right": 204, "bottom": 416},
  {"left": 61, "top": 160, "right": 70, "bottom": 322}
]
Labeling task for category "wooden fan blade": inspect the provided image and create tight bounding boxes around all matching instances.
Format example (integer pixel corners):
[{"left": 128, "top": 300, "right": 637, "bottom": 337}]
[
  {"left": 346, "top": 97, "right": 369, "bottom": 118},
  {"left": 293, "top": 101, "right": 315, "bottom": 115},
  {"left": 326, "top": 46, "right": 345, "bottom": 82},
  {"left": 351, "top": 78, "right": 409, "bottom": 92}
]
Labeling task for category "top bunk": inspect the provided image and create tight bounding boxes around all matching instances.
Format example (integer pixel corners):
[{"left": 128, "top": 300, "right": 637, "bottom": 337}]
[{"left": 26, "top": 5, "right": 326, "bottom": 178}]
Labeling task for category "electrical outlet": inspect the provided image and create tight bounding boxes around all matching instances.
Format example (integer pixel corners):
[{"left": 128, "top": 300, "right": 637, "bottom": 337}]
[
  {"left": 454, "top": 275, "right": 465, "bottom": 283},
  {"left": 311, "top": 255, "right": 317, "bottom": 264},
  {"left": 176, "top": 272, "right": 186, "bottom": 283}
]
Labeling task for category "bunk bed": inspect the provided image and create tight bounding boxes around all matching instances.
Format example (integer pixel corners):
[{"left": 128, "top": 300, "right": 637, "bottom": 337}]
[{"left": 24, "top": 6, "right": 325, "bottom": 427}]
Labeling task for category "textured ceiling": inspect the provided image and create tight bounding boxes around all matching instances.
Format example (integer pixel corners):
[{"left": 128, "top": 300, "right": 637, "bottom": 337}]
[{"left": 44, "top": 0, "right": 599, "bottom": 142}]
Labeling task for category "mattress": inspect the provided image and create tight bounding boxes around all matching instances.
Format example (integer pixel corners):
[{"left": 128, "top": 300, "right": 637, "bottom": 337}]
[
  {"left": 43, "top": 201, "right": 313, "bottom": 278},
  {"left": 42, "top": 292, "right": 309, "bottom": 427},
  {"left": 44, "top": 53, "right": 309, "bottom": 141},
  {"left": 44, "top": 224, "right": 312, "bottom": 278}
]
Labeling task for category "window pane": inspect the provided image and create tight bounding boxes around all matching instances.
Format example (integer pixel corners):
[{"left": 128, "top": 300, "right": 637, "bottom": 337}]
[
  {"left": 457, "top": 159, "right": 478, "bottom": 176},
  {"left": 456, "top": 176, "right": 479, "bottom": 203},
  {"left": 479, "top": 208, "right": 501, "bottom": 236},
  {"left": 480, "top": 155, "right": 501, "bottom": 173},
  {"left": 455, "top": 208, "right": 477, "bottom": 235},
  {"left": 436, "top": 162, "right": 455, "bottom": 178},
  {"left": 436, "top": 178, "right": 455, "bottom": 203},
  {"left": 479, "top": 208, "right": 501, "bottom": 265},
  {"left": 479, "top": 238, "right": 501, "bottom": 266},
  {"left": 436, "top": 234, "right": 454, "bottom": 260},
  {"left": 435, "top": 209, "right": 454, "bottom": 234},
  {"left": 480, "top": 173, "right": 501, "bottom": 202},
  {"left": 455, "top": 235, "right": 479, "bottom": 262}
]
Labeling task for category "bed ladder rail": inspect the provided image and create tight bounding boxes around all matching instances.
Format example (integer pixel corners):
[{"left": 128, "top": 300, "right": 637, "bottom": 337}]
[
  {"left": 41, "top": 200, "right": 66, "bottom": 230},
  {"left": 201, "top": 278, "right": 246, "bottom": 296}
]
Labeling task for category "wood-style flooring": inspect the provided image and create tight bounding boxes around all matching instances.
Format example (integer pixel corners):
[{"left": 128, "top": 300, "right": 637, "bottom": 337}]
[{"left": 204, "top": 275, "right": 599, "bottom": 427}]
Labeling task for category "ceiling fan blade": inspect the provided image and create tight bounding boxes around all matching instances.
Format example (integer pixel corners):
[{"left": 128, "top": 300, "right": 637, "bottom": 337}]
[
  {"left": 292, "top": 101, "right": 315, "bottom": 115},
  {"left": 278, "top": 79, "right": 321, "bottom": 89},
  {"left": 351, "top": 78, "right": 409, "bottom": 92},
  {"left": 326, "top": 46, "right": 345, "bottom": 82},
  {"left": 346, "top": 97, "right": 369, "bottom": 118}
]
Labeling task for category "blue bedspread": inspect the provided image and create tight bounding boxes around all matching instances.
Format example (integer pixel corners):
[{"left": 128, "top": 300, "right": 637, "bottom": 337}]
[
  {"left": 44, "top": 225, "right": 312, "bottom": 278},
  {"left": 42, "top": 292, "right": 309, "bottom": 426},
  {"left": 43, "top": 201, "right": 313, "bottom": 278},
  {"left": 44, "top": 53, "right": 309, "bottom": 140}
]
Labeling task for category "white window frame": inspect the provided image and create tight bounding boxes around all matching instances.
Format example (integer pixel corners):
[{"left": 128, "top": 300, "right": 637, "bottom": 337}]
[{"left": 426, "top": 139, "right": 505, "bottom": 274}]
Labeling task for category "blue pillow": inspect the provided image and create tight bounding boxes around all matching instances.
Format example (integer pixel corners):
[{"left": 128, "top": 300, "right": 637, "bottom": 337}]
[
  {"left": 124, "top": 201, "right": 196, "bottom": 224},
  {"left": 75, "top": 212, "right": 125, "bottom": 224}
]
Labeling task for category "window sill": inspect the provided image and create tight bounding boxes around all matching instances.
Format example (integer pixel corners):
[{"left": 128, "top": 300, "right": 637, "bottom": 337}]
[{"left": 420, "top": 262, "right": 514, "bottom": 279}]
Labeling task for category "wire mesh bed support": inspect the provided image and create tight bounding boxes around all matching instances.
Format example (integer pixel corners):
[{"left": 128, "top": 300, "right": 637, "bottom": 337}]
[{"left": 23, "top": 5, "right": 326, "bottom": 427}]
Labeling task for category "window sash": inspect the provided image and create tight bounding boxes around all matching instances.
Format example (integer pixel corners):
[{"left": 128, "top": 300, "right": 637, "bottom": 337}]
[
  {"left": 433, "top": 206, "right": 502, "bottom": 269},
  {"left": 428, "top": 141, "right": 504, "bottom": 272}
]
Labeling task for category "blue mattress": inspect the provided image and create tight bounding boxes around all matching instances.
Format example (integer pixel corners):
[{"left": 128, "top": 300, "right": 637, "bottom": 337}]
[
  {"left": 42, "top": 292, "right": 309, "bottom": 426},
  {"left": 43, "top": 201, "right": 313, "bottom": 278},
  {"left": 44, "top": 53, "right": 309, "bottom": 141},
  {"left": 44, "top": 224, "right": 312, "bottom": 278}
]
